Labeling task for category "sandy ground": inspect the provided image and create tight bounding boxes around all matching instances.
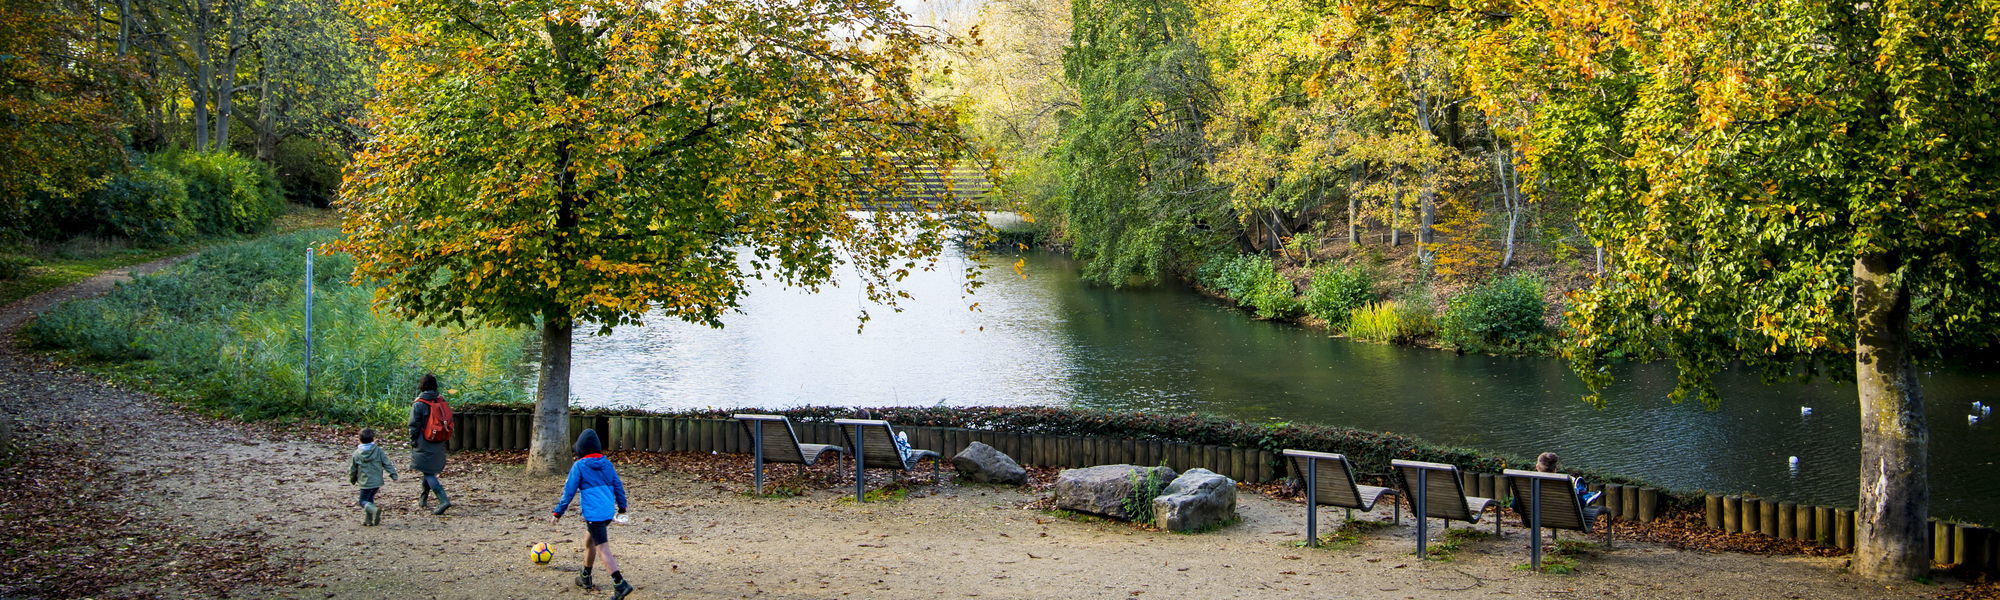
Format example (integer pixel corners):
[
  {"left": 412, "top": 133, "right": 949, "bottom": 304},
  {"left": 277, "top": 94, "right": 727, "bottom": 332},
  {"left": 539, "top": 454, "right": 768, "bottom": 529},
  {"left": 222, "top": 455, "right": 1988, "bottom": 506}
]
[{"left": 0, "top": 255, "right": 1965, "bottom": 600}]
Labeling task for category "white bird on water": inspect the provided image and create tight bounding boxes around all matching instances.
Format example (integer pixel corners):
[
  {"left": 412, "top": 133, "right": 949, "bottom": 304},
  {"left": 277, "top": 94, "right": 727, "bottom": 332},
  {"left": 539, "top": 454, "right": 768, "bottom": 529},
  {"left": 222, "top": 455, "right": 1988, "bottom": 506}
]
[
  {"left": 1789, "top": 456, "right": 1800, "bottom": 468},
  {"left": 1972, "top": 414, "right": 1983, "bottom": 425},
  {"left": 1800, "top": 406, "right": 1813, "bottom": 416}
]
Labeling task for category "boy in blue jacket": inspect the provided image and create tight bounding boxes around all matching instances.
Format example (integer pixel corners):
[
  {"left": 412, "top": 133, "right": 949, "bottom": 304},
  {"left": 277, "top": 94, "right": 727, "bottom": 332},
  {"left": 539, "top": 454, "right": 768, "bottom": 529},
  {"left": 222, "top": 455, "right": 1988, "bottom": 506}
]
[{"left": 551, "top": 429, "right": 633, "bottom": 599}]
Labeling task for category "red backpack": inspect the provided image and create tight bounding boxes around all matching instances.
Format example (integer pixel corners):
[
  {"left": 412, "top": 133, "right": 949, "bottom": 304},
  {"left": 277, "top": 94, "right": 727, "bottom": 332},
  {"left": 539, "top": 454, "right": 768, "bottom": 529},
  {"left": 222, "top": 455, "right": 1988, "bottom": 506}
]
[{"left": 419, "top": 395, "right": 453, "bottom": 443}]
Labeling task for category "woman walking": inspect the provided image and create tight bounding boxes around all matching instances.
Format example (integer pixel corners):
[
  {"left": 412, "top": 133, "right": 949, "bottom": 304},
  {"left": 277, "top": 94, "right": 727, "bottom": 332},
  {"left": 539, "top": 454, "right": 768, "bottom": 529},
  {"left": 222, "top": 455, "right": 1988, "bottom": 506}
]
[{"left": 410, "top": 374, "right": 452, "bottom": 515}]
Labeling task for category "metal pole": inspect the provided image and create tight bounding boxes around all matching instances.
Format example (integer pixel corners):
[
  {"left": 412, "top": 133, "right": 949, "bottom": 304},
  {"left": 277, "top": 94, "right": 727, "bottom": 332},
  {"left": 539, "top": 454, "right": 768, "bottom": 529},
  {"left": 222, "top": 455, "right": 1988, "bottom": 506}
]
[
  {"left": 752, "top": 424, "right": 765, "bottom": 495},
  {"left": 303, "top": 246, "right": 313, "bottom": 402},
  {"left": 1305, "top": 459, "right": 1319, "bottom": 547},
  {"left": 853, "top": 426, "right": 866, "bottom": 503},
  {"left": 1415, "top": 469, "right": 1429, "bottom": 559},
  {"left": 1530, "top": 479, "right": 1543, "bottom": 572}
]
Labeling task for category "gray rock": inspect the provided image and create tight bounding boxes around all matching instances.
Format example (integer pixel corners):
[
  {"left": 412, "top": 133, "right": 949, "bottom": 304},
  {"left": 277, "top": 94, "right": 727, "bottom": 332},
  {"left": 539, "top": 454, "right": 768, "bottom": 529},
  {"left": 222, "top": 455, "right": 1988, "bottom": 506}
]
[
  {"left": 1153, "top": 468, "right": 1237, "bottom": 532},
  {"left": 1052, "top": 464, "right": 1178, "bottom": 520},
  {"left": 952, "top": 441, "right": 1027, "bottom": 485}
]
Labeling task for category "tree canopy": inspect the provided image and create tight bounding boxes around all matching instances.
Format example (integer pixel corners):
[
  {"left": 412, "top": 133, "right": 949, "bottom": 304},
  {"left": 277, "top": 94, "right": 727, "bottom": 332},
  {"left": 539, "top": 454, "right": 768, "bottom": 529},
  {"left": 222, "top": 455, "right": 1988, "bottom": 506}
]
[{"left": 337, "top": 0, "right": 986, "bottom": 474}]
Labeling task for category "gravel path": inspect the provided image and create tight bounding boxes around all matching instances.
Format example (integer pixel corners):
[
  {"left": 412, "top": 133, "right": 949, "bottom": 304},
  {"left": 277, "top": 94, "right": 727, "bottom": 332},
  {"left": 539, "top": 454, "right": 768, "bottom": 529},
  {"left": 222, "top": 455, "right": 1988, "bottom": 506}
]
[{"left": 0, "top": 256, "right": 1960, "bottom": 599}]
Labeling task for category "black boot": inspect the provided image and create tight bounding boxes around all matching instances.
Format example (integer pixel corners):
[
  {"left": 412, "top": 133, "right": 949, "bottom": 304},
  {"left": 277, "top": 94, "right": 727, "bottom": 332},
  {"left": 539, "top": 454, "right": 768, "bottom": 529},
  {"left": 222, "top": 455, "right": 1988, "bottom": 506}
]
[
  {"left": 416, "top": 483, "right": 432, "bottom": 509},
  {"left": 575, "top": 570, "right": 595, "bottom": 591},
  {"left": 431, "top": 485, "right": 451, "bottom": 515}
]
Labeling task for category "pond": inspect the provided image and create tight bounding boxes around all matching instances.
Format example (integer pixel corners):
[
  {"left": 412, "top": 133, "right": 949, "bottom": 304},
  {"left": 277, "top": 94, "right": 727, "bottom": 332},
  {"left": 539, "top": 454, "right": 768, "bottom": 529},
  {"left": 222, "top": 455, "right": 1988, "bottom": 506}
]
[{"left": 563, "top": 247, "right": 2000, "bottom": 525}]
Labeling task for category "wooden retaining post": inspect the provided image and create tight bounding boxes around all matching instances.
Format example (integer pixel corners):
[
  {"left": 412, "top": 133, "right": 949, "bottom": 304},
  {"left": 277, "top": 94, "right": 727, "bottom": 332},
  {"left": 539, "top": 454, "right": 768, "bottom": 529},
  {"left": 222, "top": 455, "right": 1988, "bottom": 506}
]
[
  {"left": 1815, "top": 506, "right": 1833, "bottom": 546},
  {"left": 1777, "top": 502, "right": 1797, "bottom": 539},
  {"left": 1759, "top": 500, "right": 1778, "bottom": 537},
  {"left": 1637, "top": 488, "right": 1659, "bottom": 523},
  {"left": 1934, "top": 521, "right": 1954, "bottom": 564},
  {"left": 1835, "top": 509, "right": 1855, "bottom": 550},
  {"left": 1604, "top": 484, "right": 1624, "bottom": 519},
  {"left": 1705, "top": 495, "right": 1723, "bottom": 529},
  {"left": 1723, "top": 496, "right": 1742, "bottom": 533},
  {"left": 1794, "top": 504, "right": 1814, "bottom": 543}
]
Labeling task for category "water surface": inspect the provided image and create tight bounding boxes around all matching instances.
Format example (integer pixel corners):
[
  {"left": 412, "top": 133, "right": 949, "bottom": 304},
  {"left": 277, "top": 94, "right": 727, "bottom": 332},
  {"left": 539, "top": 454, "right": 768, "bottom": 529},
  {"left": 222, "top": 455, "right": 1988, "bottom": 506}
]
[{"left": 564, "top": 249, "right": 2000, "bottom": 524}]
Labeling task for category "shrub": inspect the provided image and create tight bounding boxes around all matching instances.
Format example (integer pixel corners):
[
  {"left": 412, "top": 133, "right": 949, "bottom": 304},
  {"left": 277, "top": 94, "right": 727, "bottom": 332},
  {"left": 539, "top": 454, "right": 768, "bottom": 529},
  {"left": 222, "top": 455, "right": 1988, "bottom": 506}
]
[
  {"left": 1347, "top": 298, "right": 1435, "bottom": 344},
  {"left": 0, "top": 254, "right": 35, "bottom": 280},
  {"left": 156, "top": 151, "right": 284, "bottom": 236},
  {"left": 1123, "top": 465, "right": 1171, "bottom": 524},
  {"left": 1196, "top": 253, "right": 1299, "bottom": 319},
  {"left": 86, "top": 164, "right": 193, "bottom": 246},
  {"left": 1304, "top": 266, "right": 1374, "bottom": 329},
  {"left": 1440, "top": 274, "right": 1548, "bottom": 354}
]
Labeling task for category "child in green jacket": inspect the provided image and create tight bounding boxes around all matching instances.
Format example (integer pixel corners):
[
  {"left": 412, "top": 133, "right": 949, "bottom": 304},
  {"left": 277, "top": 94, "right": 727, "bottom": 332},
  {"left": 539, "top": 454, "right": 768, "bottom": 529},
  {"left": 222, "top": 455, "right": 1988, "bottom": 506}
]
[{"left": 349, "top": 428, "right": 398, "bottom": 526}]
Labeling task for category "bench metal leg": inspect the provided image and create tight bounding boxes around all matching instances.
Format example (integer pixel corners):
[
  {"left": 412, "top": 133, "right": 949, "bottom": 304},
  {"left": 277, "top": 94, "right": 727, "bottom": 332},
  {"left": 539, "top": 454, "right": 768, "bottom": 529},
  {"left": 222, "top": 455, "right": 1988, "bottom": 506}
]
[
  {"left": 752, "top": 426, "right": 765, "bottom": 495},
  {"left": 1305, "top": 460, "right": 1320, "bottom": 547},
  {"left": 1529, "top": 479, "right": 1544, "bottom": 572},
  {"left": 852, "top": 428, "right": 866, "bottom": 503},
  {"left": 1414, "top": 469, "right": 1428, "bottom": 559}
]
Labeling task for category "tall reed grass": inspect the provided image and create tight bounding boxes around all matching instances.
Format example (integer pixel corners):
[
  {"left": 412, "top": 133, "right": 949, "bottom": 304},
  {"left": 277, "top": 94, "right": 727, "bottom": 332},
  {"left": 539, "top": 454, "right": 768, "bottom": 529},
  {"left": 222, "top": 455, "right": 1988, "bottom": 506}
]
[{"left": 25, "top": 230, "right": 531, "bottom": 424}]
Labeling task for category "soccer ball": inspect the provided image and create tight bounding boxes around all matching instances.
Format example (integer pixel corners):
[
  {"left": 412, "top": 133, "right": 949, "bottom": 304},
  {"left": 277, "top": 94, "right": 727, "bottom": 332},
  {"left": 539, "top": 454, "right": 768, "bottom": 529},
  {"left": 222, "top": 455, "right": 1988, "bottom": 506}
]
[{"left": 530, "top": 542, "right": 554, "bottom": 566}]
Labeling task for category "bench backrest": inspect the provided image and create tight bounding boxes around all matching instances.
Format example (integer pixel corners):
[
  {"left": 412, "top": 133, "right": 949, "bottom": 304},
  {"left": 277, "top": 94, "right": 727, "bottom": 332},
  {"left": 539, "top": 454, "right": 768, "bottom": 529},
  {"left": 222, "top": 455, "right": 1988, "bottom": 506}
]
[
  {"left": 833, "top": 419, "right": 913, "bottom": 469},
  {"left": 1282, "top": 450, "right": 1369, "bottom": 509},
  {"left": 733, "top": 414, "right": 808, "bottom": 464},
  {"left": 1393, "top": 459, "right": 1479, "bottom": 521},
  {"left": 1503, "top": 469, "right": 1592, "bottom": 532}
]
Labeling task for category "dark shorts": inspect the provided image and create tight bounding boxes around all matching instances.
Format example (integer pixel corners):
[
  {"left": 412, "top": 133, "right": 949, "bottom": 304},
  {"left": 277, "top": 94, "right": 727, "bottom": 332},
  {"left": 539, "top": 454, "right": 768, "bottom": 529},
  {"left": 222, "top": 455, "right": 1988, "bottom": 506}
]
[
  {"left": 359, "top": 487, "right": 379, "bottom": 504},
  {"left": 586, "top": 520, "right": 611, "bottom": 545}
]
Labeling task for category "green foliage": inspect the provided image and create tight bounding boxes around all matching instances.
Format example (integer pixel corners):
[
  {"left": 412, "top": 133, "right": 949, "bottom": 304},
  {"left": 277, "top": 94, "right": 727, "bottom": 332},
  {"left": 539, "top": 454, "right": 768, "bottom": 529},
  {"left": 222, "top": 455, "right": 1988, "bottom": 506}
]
[
  {"left": 1440, "top": 274, "right": 1548, "bottom": 354},
  {"left": 154, "top": 151, "right": 284, "bottom": 237},
  {"left": 1197, "top": 253, "right": 1300, "bottom": 319},
  {"left": 1123, "top": 465, "right": 1171, "bottom": 524},
  {"left": 0, "top": 255, "right": 36, "bottom": 280},
  {"left": 83, "top": 165, "right": 194, "bottom": 247},
  {"left": 458, "top": 404, "right": 1671, "bottom": 490},
  {"left": 1054, "top": 0, "right": 1228, "bottom": 285},
  {"left": 1304, "top": 265, "right": 1375, "bottom": 328},
  {"left": 272, "top": 137, "right": 347, "bottom": 208},
  {"left": 1347, "top": 299, "right": 1435, "bottom": 344},
  {"left": 24, "top": 230, "right": 529, "bottom": 424}
]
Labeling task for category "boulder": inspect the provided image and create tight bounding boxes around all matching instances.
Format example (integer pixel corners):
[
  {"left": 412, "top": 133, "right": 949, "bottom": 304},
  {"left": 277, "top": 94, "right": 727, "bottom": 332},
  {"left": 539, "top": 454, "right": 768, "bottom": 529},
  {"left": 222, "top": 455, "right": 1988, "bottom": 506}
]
[
  {"left": 1053, "top": 464, "right": 1178, "bottom": 520},
  {"left": 952, "top": 441, "right": 1027, "bottom": 485},
  {"left": 1153, "top": 468, "right": 1237, "bottom": 533}
]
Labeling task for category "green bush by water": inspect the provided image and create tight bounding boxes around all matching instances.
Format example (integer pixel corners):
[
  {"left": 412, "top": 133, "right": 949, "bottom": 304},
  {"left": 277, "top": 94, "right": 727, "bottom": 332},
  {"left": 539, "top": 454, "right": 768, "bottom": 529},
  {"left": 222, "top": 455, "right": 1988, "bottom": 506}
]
[
  {"left": 1196, "top": 253, "right": 1300, "bottom": 319},
  {"left": 1346, "top": 298, "right": 1436, "bottom": 344},
  {"left": 1303, "top": 265, "right": 1374, "bottom": 329},
  {"left": 1440, "top": 274, "right": 1548, "bottom": 354},
  {"left": 24, "top": 230, "right": 530, "bottom": 424}
]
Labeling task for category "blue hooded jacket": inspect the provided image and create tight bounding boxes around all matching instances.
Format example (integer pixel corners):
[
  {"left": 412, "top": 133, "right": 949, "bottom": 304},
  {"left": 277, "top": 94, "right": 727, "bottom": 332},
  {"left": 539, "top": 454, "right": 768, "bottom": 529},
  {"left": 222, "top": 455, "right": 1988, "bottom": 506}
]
[{"left": 552, "top": 429, "right": 627, "bottom": 522}]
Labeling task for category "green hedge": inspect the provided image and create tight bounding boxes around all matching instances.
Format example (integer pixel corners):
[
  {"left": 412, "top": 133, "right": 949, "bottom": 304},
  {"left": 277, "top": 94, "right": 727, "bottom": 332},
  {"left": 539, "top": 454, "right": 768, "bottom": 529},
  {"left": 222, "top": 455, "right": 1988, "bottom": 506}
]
[{"left": 452, "top": 402, "right": 1659, "bottom": 490}]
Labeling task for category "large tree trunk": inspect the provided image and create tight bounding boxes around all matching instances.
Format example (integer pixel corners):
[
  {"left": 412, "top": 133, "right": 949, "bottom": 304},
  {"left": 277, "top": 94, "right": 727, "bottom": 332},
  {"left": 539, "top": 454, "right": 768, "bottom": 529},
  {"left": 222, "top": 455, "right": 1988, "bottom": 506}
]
[
  {"left": 1851, "top": 250, "right": 1929, "bottom": 580},
  {"left": 525, "top": 307, "right": 573, "bottom": 476},
  {"left": 255, "top": 42, "right": 275, "bottom": 162}
]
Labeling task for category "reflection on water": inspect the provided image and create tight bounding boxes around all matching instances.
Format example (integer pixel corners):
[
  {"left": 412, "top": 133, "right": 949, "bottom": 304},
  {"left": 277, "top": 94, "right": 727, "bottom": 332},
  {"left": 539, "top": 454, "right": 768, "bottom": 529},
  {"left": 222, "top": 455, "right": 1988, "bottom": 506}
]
[{"left": 564, "top": 249, "right": 2000, "bottom": 524}]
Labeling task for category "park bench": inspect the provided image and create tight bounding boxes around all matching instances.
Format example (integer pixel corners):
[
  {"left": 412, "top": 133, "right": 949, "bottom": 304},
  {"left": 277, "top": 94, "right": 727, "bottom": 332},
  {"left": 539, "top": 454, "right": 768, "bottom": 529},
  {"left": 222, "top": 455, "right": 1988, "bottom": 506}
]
[
  {"left": 1504, "top": 468, "right": 1612, "bottom": 571},
  {"left": 1392, "top": 459, "right": 1503, "bottom": 559},
  {"left": 732, "top": 414, "right": 845, "bottom": 495},
  {"left": 832, "top": 419, "right": 942, "bottom": 502},
  {"left": 1281, "top": 449, "right": 1400, "bottom": 547}
]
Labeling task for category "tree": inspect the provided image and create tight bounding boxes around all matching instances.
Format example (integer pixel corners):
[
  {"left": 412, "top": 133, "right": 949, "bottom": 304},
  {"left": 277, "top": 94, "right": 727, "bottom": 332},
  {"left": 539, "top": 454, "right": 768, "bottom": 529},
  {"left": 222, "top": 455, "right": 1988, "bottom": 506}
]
[
  {"left": 0, "top": 0, "right": 135, "bottom": 222},
  {"left": 1540, "top": 0, "right": 2000, "bottom": 580},
  {"left": 1054, "top": 0, "right": 1227, "bottom": 284},
  {"left": 337, "top": 0, "right": 986, "bottom": 475}
]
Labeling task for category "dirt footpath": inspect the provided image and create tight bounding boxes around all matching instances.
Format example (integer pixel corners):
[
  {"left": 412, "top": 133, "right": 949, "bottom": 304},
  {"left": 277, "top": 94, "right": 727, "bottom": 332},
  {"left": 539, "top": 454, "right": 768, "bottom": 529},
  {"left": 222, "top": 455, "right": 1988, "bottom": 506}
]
[{"left": 0, "top": 257, "right": 1964, "bottom": 600}]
